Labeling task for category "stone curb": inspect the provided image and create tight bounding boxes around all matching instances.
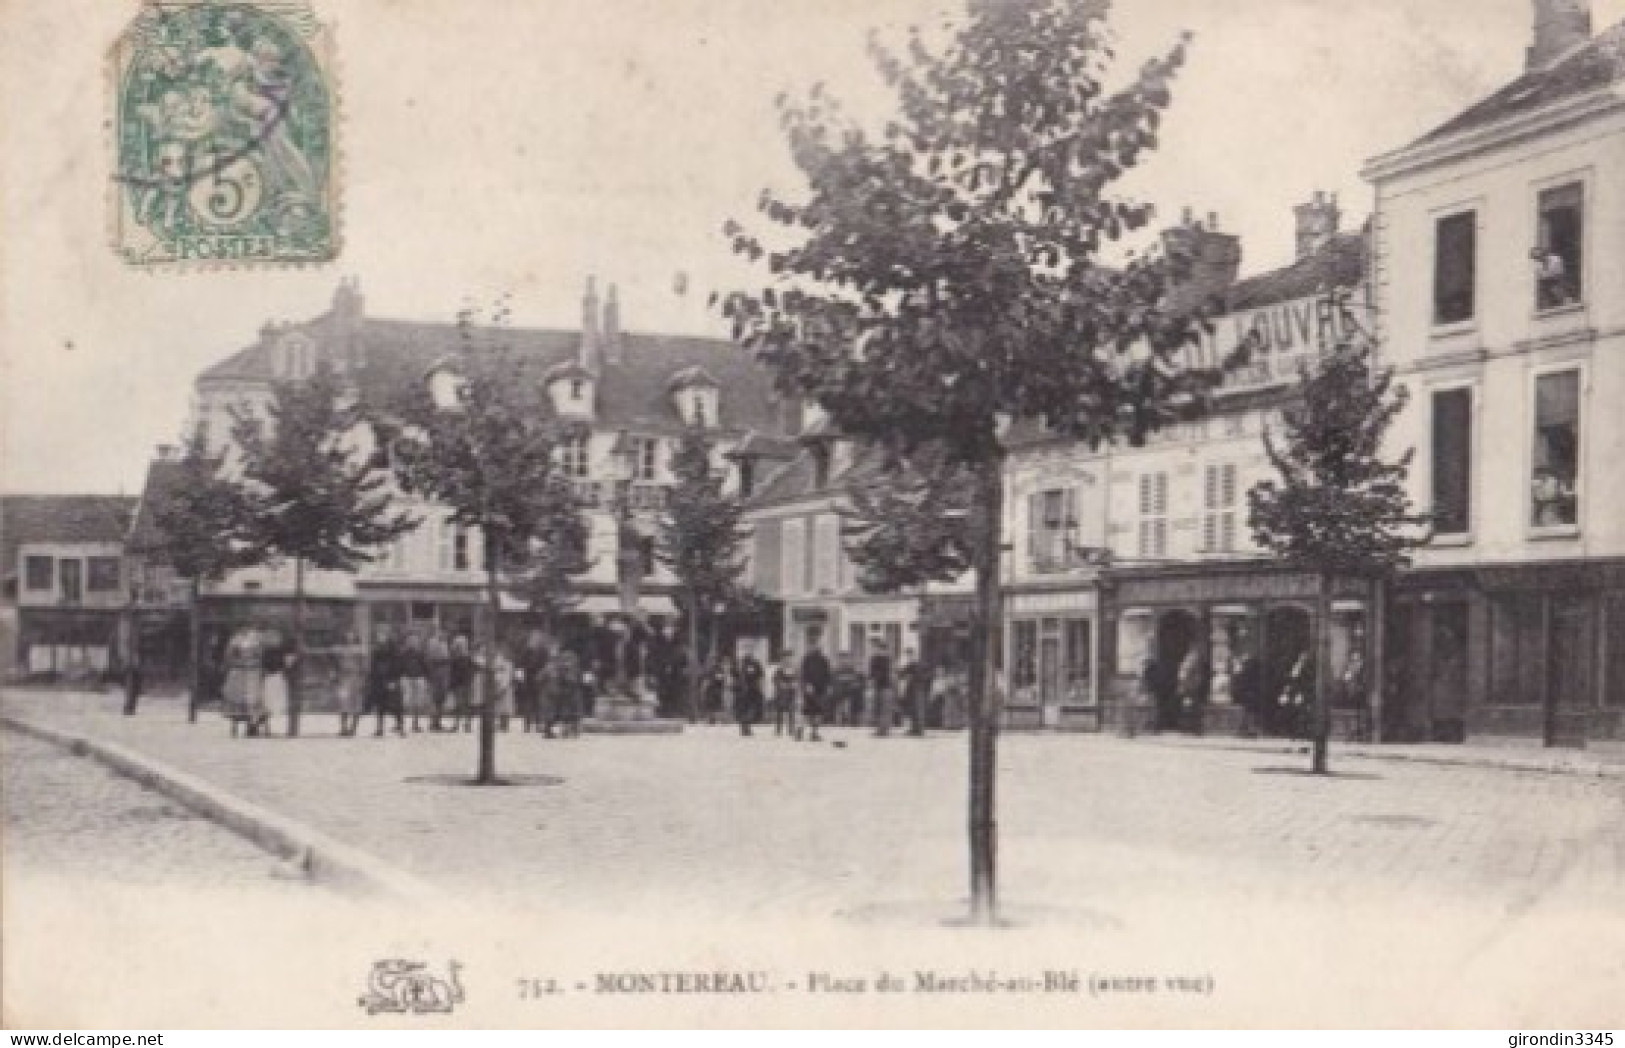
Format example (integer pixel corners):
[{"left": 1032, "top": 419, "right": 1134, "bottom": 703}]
[
  {"left": 1125, "top": 733, "right": 1625, "bottom": 779},
  {"left": 2, "top": 713, "right": 441, "bottom": 903}
]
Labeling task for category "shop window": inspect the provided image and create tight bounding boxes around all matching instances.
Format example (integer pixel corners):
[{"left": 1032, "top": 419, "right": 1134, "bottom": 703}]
[
  {"left": 1534, "top": 183, "right": 1583, "bottom": 311},
  {"left": 1028, "top": 488, "right": 1076, "bottom": 572},
  {"left": 24, "top": 556, "right": 53, "bottom": 592},
  {"left": 1063, "top": 617, "right": 1093, "bottom": 705},
  {"left": 1531, "top": 370, "right": 1580, "bottom": 529},
  {"left": 1137, "top": 472, "right": 1168, "bottom": 559},
  {"left": 87, "top": 556, "right": 122, "bottom": 592},
  {"left": 1201, "top": 463, "right": 1238, "bottom": 553},
  {"left": 1433, "top": 211, "right": 1476, "bottom": 325},
  {"left": 1431, "top": 388, "right": 1473, "bottom": 536},
  {"left": 1011, "top": 620, "right": 1039, "bottom": 694}
]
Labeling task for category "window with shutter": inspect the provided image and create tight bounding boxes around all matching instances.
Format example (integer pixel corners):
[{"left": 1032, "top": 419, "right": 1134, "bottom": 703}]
[
  {"left": 1138, "top": 472, "right": 1168, "bottom": 558},
  {"left": 1202, "top": 463, "right": 1239, "bottom": 553}
]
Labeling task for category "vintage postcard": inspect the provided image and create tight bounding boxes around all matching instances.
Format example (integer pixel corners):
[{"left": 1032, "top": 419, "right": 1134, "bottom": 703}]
[{"left": 2, "top": 0, "right": 1622, "bottom": 1032}]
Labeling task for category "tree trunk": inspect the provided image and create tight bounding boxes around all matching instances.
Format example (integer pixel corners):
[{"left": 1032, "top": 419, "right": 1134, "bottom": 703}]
[
  {"left": 687, "top": 593, "right": 701, "bottom": 722},
  {"left": 477, "top": 535, "right": 501, "bottom": 785},
  {"left": 1312, "top": 571, "right": 1332, "bottom": 774},
  {"left": 188, "top": 579, "right": 202, "bottom": 724},
  {"left": 289, "top": 557, "right": 305, "bottom": 737},
  {"left": 967, "top": 456, "right": 1004, "bottom": 925},
  {"left": 1369, "top": 575, "right": 1386, "bottom": 744}
]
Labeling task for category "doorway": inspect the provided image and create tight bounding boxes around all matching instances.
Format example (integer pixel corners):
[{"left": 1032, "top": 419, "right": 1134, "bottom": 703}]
[
  {"left": 1153, "top": 609, "right": 1199, "bottom": 730},
  {"left": 1263, "top": 605, "right": 1313, "bottom": 736}
]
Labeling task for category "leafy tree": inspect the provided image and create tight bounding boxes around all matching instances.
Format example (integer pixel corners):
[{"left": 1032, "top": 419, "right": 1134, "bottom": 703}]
[
  {"left": 842, "top": 443, "right": 978, "bottom": 594},
  {"left": 229, "top": 362, "right": 417, "bottom": 737},
  {"left": 656, "top": 424, "right": 751, "bottom": 719},
  {"left": 134, "top": 425, "right": 258, "bottom": 722},
  {"left": 719, "top": 0, "right": 1233, "bottom": 922},
  {"left": 504, "top": 463, "right": 593, "bottom": 636},
  {"left": 1247, "top": 336, "right": 1429, "bottom": 774},
  {"left": 389, "top": 307, "right": 587, "bottom": 784}
]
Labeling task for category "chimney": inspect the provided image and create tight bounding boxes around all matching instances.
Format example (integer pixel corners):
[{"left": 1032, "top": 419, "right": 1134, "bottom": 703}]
[
  {"left": 331, "top": 277, "right": 365, "bottom": 369},
  {"left": 1161, "top": 207, "right": 1241, "bottom": 311},
  {"left": 1293, "top": 190, "right": 1341, "bottom": 261},
  {"left": 603, "top": 283, "right": 623, "bottom": 366},
  {"left": 156, "top": 443, "right": 177, "bottom": 462},
  {"left": 1527, "top": 0, "right": 1591, "bottom": 71},
  {"left": 580, "top": 276, "right": 600, "bottom": 371}
]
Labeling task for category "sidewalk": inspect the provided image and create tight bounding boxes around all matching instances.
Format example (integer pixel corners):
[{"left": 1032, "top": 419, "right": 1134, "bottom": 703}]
[{"left": 1127, "top": 728, "right": 1625, "bottom": 778}]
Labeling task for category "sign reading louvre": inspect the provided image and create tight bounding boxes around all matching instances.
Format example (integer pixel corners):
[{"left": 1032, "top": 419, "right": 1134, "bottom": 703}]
[{"left": 1185, "top": 287, "right": 1371, "bottom": 392}]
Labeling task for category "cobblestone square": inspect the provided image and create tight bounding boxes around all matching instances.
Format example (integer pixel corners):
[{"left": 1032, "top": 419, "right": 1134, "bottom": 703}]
[{"left": 3, "top": 689, "right": 1622, "bottom": 1026}]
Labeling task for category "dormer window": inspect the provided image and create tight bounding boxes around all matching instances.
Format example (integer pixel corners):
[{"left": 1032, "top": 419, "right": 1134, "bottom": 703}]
[
  {"left": 669, "top": 366, "right": 719, "bottom": 428},
  {"left": 544, "top": 363, "right": 594, "bottom": 418},
  {"left": 278, "top": 333, "right": 316, "bottom": 380}
]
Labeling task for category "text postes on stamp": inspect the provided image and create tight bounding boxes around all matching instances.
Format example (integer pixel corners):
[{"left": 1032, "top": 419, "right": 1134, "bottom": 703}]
[{"left": 111, "top": 1, "right": 338, "bottom": 268}]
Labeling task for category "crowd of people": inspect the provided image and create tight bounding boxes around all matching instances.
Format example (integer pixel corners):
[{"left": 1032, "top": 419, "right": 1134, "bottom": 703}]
[
  {"left": 695, "top": 637, "right": 943, "bottom": 740},
  {"left": 213, "top": 625, "right": 591, "bottom": 739},
  {"left": 208, "top": 624, "right": 950, "bottom": 741}
]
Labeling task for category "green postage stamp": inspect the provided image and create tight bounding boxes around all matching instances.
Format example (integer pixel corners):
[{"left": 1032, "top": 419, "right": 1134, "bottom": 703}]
[{"left": 111, "top": 1, "right": 338, "bottom": 267}]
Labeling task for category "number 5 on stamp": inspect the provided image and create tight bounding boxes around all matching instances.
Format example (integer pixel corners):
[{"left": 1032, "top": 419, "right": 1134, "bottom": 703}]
[{"left": 110, "top": 0, "right": 339, "bottom": 267}]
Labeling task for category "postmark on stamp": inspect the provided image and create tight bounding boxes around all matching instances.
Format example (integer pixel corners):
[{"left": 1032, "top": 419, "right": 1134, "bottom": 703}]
[{"left": 110, "top": 1, "right": 339, "bottom": 268}]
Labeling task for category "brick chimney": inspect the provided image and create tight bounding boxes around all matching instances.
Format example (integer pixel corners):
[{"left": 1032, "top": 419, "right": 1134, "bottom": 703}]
[
  {"left": 331, "top": 277, "right": 365, "bottom": 369},
  {"left": 1293, "top": 191, "right": 1341, "bottom": 260},
  {"left": 1161, "top": 208, "right": 1241, "bottom": 313},
  {"left": 1527, "top": 0, "right": 1591, "bottom": 71},
  {"left": 579, "top": 276, "right": 600, "bottom": 371},
  {"left": 602, "top": 283, "right": 623, "bottom": 366}
]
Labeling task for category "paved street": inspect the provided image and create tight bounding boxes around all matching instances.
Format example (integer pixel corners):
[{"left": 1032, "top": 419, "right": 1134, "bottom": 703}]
[{"left": 3, "top": 688, "right": 1622, "bottom": 1026}]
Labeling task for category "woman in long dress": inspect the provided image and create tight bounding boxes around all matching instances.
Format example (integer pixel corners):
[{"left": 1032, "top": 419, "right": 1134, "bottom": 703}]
[
  {"left": 259, "top": 629, "right": 290, "bottom": 737},
  {"left": 334, "top": 631, "right": 366, "bottom": 736},
  {"left": 222, "top": 628, "right": 264, "bottom": 738}
]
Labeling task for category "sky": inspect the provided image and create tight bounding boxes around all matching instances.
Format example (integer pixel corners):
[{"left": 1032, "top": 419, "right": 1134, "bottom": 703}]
[{"left": 4, "top": 0, "right": 1623, "bottom": 495}]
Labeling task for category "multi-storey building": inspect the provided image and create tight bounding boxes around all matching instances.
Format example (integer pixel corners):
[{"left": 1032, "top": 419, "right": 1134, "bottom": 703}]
[
  {"left": 1, "top": 495, "right": 137, "bottom": 680},
  {"left": 1003, "top": 198, "right": 1372, "bottom": 734},
  {"left": 137, "top": 278, "right": 796, "bottom": 690},
  {"left": 1362, "top": 0, "right": 1624, "bottom": 745},
  {"left": 744, "top": 423, "right": 976, "bottom": 707}
]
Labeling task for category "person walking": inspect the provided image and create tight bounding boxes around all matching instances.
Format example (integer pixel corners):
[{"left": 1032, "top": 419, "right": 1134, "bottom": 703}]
[
  {"left": 369, "top": 625, "right": 405, "bottom": 737},
  {"left": 739, "top": 649, "right": 767, "bottom": 734},
  {"left": 491, "top": 644, "right": 516, "bottom": 732},
  {"left": 770, "top": 654, "right": 797, "bottom": 736},
  {"left": 448, "top": 632, "right": 474, "bottom": 732},
  {"left": 702, "top": 654, "right": 725, "bottom": 726},
  {"left": 333, "top": 630, "right": 366, "bottom": 736},
  {"left": 222, "top": 627, "right": 264, "bottom": 738},
  {"left": 517, "top": 631, "right": 550, "bottom": 734},
  {"left": 832, "top": 651, "right": 864, "bottom": 728},
  {"left": 425, "top": 627, "right": 452, "bottom": 732},
  {"left": 258, "top": 628, "right": 291, "bottom": 738},
  {"left": 898, "top": 648, "right": 933, "bottom": 737},
  {"left": 869, "top": 640, "right": 895, "bottom": 737},
  {"left": 552, "top": 648, "right": 584, "bottom": 738},
  {"left": 1177, "top": 646, "right": 1210, "bottom": 735},
  {"left": 799, "top": 640, "right": 832, "bottom": 742},
  {"left": 400, "top": 628, "right": 431, "bottom": 733}
]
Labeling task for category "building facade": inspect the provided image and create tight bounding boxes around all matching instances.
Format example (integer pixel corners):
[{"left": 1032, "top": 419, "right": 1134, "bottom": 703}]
[
  {"left": 1362, "top": 0, "right": 1625, "bottom": 745},
  {"left": 1003, "top": 199, "right": 1375, "bottom": 735},
  {"left": 139, "top": 278, "right": 796, "bottom": 696},
  {"left": 1, "top": 496, "right": 137, "bottom": 680}
]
